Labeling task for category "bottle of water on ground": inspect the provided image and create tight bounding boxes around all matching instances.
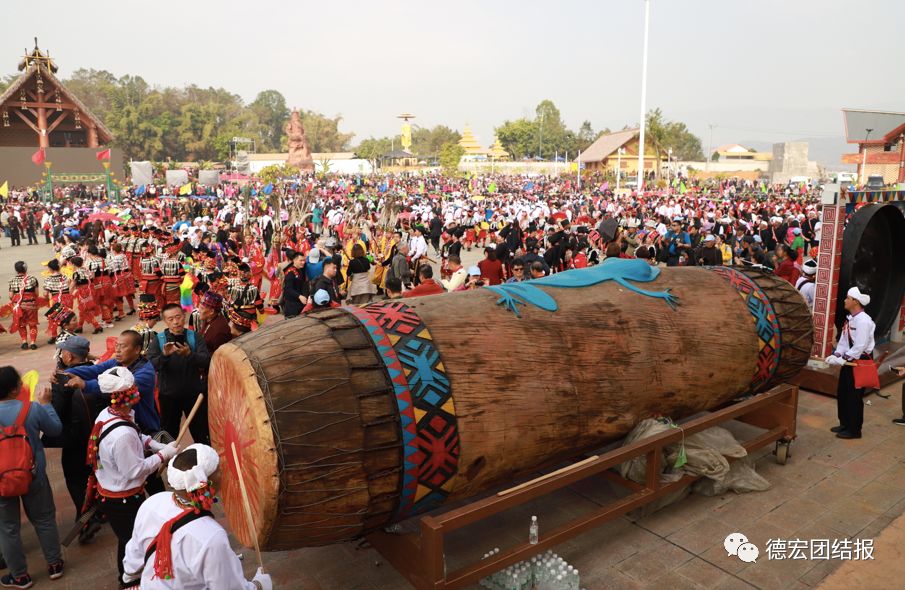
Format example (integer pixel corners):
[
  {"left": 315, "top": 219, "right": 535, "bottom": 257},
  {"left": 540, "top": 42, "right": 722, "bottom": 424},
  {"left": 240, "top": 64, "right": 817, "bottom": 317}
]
[{"left": 529, "top": 515, "right": 539, "bottom": 545}]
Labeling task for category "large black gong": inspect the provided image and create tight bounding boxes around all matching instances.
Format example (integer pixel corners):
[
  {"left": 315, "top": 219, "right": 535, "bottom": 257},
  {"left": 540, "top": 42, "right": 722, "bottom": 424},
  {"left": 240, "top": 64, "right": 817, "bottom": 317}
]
[{"left": 836, "top": 203, "right": 905, "bottom": 339}]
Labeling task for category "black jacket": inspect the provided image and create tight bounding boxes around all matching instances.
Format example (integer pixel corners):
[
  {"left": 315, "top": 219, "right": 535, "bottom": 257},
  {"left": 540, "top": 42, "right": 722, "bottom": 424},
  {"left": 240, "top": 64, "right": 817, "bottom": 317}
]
[
  {"left": 43, "top": 360, "right": 100, "bottom": 448},
  {"left": 282, "top": 266, "right": 309, "bottom": 317},
  {"left": 310, "top": 275, "right": 340, "bottom": 307},
  {"left": 146, "top": 329, "right": 211, "bottom": 398}
]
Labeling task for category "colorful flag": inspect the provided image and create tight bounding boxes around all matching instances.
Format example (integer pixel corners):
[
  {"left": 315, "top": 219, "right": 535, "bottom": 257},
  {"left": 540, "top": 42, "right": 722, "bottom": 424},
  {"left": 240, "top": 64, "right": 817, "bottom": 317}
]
[
  {"left": 178, "top": 183, "right": 192, "bottom": 196},
  {"left": 0, "top": 181, "right": 7, "bottom": 198},
  {"left": 31, "top": 148, "right": 45, "bottom": 166},
  {"left": 95, "top": 148, "right": 111, "bottom": 161},
  {"left": 135, "top": 184, "right": 146, "bottom": 196},
  {"left": 262, "top": 183, "right": 273, "bottom": 195},
  {"left": 20, "top": 370, "right": 39, "bottom": 402},
  {"left": 679, "top": 182, "right": 687, "bottom": 194}
]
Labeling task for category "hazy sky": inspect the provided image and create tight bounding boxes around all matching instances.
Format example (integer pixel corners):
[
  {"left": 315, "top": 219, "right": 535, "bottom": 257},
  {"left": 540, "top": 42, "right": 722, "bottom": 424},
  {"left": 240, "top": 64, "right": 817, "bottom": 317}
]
[{"left": 3, "top": 0, "right": 903, "bottom": 157}]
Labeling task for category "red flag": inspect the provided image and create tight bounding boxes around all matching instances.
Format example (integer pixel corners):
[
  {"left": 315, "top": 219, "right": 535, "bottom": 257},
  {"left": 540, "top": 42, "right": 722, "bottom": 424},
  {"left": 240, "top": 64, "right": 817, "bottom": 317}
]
[
  {"left": 96, "top": 148, "right": 111, "bottom": 161},
  {"left": 31, "top": 148, "right": 45, "bottom": 166}
]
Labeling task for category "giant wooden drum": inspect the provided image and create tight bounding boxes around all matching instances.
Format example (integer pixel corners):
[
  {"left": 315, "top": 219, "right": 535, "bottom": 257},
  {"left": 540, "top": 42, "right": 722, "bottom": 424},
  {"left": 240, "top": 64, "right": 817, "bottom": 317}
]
[{"left": 209, "top": 262, "right": 812, "bottom": 550}]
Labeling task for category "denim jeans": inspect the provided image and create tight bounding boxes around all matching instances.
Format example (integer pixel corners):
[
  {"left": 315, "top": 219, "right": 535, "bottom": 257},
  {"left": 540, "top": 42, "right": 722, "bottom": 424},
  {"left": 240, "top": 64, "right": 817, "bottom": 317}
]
[{"left": 0, "top": 472, "right": 62, "bottom": 577}]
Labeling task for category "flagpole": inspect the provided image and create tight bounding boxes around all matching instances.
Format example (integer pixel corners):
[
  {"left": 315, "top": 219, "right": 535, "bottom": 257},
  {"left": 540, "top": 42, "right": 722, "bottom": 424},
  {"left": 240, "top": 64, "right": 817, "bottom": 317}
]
[
  {"left": 637, "top": 0, "right": 651, "bottom": 191},
  {"left": 577, "top": 150, "right": 582, "bottom": 191}
]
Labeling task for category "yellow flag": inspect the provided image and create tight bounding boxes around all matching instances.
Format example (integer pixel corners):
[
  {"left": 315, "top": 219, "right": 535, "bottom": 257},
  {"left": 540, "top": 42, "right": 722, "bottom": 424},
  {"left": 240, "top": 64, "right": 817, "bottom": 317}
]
[
  {"left": 179, "top": 183, "right": 192, "bottom": 196},
  {"left": 0, "top": 181, "right": 8, "bottom": 198},
  {"left": 21, "top": 370, "right": 39, "bottom": 401}
]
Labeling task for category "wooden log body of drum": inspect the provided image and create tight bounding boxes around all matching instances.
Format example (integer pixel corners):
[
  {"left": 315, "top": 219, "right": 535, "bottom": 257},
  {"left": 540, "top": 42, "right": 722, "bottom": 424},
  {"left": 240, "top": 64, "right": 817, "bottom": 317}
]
[{"left": 209, "top": 265, "right": 812, "bottom": 550}]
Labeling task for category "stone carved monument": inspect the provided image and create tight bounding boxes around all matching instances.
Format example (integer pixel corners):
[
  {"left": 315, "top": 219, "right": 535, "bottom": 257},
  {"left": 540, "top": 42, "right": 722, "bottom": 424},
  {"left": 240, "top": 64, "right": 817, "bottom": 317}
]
[{"left": 285, "top": 109, "right": 314, "bottom": 172}]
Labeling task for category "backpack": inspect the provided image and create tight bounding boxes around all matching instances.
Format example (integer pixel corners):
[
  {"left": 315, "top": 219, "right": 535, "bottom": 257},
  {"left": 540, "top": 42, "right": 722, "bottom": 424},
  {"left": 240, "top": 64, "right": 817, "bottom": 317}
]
[
  {"left": 157, "top": 330, "right": 196, "bottom": 353},
  {"left": 0, "top": 402, "right": 35, "bottom": 497}
]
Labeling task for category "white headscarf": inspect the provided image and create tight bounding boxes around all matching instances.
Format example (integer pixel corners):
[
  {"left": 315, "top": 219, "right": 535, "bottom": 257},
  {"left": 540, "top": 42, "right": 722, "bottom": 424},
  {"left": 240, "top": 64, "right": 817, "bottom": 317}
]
[
  {"left": 167, "top": 444, "right": 220, "bottom": 492},
  {"left": 97, "top": 366, "right": 135, "bottom": 394}
]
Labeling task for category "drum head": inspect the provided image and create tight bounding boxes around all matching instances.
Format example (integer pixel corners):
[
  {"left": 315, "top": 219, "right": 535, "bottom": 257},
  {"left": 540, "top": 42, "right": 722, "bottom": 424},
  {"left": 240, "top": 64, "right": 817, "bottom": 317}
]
[{"left": 838, "top": 204, "right": 905, "bottom": 338}]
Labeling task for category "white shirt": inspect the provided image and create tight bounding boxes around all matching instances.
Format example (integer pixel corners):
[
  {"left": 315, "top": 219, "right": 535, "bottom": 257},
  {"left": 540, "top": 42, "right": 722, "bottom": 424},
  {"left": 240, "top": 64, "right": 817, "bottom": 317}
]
[
  {"left": 795, "top": 277, "right": 816, "bottom": 310},
  {"left": 123, "top": 492, "right": 256, "bottom": 590},
  {"left": 409, "top": 235, "right": 427, "bottom": 261},
  {"left": 94, "top": 408, "right": 162, "bottom": 493},
  {"left": 834, "top": 311, "right": 875, "bottom": 361},
  {"left": 442, "top": 267, "right": 467, "bottom": 291}
]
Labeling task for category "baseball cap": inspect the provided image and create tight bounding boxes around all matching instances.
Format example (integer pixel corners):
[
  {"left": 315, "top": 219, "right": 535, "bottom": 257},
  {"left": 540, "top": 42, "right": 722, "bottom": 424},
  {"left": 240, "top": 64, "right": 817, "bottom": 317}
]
[
  {"left": 57, "top": 335, "right": 90, "bottom": 357},
  {"left": 313, "top": 289, "right": 331, "bottom": 305}
]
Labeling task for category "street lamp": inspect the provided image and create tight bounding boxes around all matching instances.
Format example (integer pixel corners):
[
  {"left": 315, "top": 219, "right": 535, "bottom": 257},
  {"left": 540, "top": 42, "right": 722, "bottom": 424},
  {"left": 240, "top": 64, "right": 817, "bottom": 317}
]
[
  {"left": 861, "top": 128, "right": 873, "bottom": 186},
  {"left": 616, "top": 147, "right": 626, "bottom": 191},
  {"left": 538, "top": 112, "right": 545, "bottom": 160},
  {"left": 636, "top": 0, "right": 651, "bottom": 189},
  {"left": 667, "top": 148, "right": 673, "bottom": 184}
]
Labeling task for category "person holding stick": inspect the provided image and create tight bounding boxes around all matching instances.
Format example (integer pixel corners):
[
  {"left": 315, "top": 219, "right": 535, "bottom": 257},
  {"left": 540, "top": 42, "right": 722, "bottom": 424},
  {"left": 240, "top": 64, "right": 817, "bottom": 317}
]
[
  {"left": 85, "top": 367, "right": 178, "bottom": 589},
  {"left": 122, "top": 444, "right": 273, "bottom": 590}
]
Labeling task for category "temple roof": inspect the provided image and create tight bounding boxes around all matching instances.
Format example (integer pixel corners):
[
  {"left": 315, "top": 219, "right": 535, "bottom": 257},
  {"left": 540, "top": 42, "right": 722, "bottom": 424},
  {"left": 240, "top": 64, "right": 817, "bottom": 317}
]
[
  {"left": 0, "top": 52, "right": 113, "bottom": 144},
  {"left": 578, "top": 128, "right": 639, "bottom": 163},
  {"left": 458, "top": 125, "right": 486, "bottom": 155},
  {"left": 487, "top": 137, "right": 509, "bottom": 159}
]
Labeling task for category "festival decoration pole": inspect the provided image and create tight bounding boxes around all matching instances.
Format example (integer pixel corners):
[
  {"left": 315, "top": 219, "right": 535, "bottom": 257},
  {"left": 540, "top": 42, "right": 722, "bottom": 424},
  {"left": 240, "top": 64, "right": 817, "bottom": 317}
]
[
  {"left": 44, "top": 161, "right": 53, "bottom": 204},
  {"left": 636, "top": 0, "right": 650, "bottom": 189},
  {"left": 102, "top": 161, "right": 116, "bottom": 203}
]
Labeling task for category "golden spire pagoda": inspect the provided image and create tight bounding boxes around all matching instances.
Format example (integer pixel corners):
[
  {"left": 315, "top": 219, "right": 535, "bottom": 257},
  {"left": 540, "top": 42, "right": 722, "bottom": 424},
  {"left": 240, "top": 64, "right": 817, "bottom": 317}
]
[
  {"left": 487, "top": 137, "right": 509, "bottom": 160},
  {"left": 458, "top": 125, "right": 486, "bottom": 155}
]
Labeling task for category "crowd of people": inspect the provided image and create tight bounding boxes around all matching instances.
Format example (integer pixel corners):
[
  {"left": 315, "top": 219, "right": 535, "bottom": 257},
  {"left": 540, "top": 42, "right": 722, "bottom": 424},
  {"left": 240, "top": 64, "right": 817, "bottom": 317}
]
[{"left": 0, "top": 171, "right": 830, "bottom": 588}]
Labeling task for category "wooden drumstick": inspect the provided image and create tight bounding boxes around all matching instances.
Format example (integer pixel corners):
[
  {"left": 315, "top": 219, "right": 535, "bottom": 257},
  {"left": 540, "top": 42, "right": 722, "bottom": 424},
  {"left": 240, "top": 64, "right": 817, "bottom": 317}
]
[
  {"left": 158, "top": 394, "right": 204, "bottom": 475},
  {"left": 175, "top": 394, "right": 204, "bottom": 447},
  {"left": 231, "top": 442, "right": 264, "bottom": 572}
]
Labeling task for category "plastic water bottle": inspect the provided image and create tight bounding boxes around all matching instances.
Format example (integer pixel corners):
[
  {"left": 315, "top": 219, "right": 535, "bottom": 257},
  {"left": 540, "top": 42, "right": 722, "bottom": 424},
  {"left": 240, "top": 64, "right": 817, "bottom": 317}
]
[{"left": 529, "top": 515, "right": 539, "bottom": 544}]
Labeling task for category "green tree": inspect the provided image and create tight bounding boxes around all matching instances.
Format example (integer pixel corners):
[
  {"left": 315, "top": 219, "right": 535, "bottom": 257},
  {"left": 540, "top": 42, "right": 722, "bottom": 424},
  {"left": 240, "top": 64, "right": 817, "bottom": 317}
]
[
  {"left": 534, "top": 99, "right": 570, "bottom": 157},
  {"left": 258, "top": 163, "right": 299, "bottom": 184},
  {"left": 250, "top": 90, "right": 290, "bottom": 151},
  {"left": 438, "top": 142, "right": 464, "bottom": 175},
  {"left": 355, "top": 136, "right": 394, "bottom": 170},
  {"left": 411, "top": 125, "right": 461, "bottom": 159},
  {"left": 496, "top": 118, "right": 538, "bottom": 159},
  {"left": 300, "top": 111, "right": 354, "bottom": 153},
  {"left": 572, "top": 120, "right": 601, "bottom": 152}
]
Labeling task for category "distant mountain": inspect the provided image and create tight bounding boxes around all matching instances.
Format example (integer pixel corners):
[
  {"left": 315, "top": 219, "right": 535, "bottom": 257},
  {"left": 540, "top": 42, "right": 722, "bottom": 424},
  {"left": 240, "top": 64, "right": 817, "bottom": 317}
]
[{"left": 741, "top": 137, "right": 855, "bottom": 171}]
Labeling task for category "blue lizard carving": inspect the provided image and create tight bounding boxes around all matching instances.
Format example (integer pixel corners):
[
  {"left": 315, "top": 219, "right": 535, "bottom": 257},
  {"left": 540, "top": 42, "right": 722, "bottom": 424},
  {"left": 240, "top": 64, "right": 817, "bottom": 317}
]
[{"left": 485, "top": 258, "right": 678, "bottom": 316}]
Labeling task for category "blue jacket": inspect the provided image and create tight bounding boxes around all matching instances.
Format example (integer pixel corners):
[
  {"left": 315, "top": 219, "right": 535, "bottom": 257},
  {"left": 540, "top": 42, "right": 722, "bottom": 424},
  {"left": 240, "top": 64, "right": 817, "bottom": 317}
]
[{"left": 65, "top": 357, "right": 160, "bottom": 433}]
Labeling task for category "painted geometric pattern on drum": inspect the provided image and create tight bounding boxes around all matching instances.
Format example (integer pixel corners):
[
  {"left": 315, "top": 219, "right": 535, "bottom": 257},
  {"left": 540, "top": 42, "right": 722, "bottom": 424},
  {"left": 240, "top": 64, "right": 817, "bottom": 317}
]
[
  {"left": 347, "top": 302, "right": 460, "bottom": 519},
  {"left": 707, "top": 267, "right": 782, "bottom": 390}
]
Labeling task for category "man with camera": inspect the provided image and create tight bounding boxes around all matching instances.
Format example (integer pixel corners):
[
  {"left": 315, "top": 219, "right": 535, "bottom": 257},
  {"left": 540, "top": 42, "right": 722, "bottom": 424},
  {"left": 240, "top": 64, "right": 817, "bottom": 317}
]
[
  {"left": 660, "top": 217, "right": 691, "bottom": 267},
  {"left": 146, "top": 304, "right": 211, "bottom": 445}
]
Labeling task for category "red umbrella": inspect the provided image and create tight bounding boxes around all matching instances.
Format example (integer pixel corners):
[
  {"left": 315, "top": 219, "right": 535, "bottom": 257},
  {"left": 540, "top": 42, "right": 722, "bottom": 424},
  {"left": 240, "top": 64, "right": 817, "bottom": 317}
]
[{"left": 86, "top": 212, "right": 119, "bottom": 223}]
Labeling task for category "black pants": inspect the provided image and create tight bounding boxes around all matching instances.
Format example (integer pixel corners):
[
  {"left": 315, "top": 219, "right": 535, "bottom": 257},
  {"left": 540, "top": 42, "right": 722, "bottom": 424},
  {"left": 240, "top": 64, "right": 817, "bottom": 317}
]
[
  {"left": 26, "top": 230, "right": 37, "bottom": 245},
  {"left": 901, "top": 382, "right": 905, "bottom": 417},
  {"left": 9, "top": 230, "right": 19, "bottom": 246},
  {"left": 60, "top": 443, "right": 91, "bottom": 516},
  {"left": 98, "top": 494, "right": 144, "bottom": 587},
  {"left": 836, "top": 365, "right": 864, "bottom": 434},
  {"left": 159, "top": 394, "right": 210, "bottom": 445}
]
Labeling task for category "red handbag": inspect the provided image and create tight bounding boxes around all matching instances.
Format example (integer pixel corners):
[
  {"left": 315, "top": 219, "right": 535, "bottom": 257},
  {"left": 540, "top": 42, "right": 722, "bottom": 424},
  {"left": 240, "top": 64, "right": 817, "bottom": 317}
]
[{"left": 853, "top": 359, "right": 880, "bottom": 389}]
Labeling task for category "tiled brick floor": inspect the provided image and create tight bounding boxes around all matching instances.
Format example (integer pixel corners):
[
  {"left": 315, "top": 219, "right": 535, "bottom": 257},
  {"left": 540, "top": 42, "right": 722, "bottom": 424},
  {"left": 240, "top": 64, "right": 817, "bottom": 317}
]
[{"left": 3, "top": 246, "right": 905, "bottom": 589}]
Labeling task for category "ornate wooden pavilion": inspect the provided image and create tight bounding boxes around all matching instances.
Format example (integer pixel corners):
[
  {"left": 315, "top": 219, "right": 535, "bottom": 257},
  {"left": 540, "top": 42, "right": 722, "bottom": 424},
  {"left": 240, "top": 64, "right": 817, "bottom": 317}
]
[{"left": 0, "top": 44, "right": 112, "bottom": 148}]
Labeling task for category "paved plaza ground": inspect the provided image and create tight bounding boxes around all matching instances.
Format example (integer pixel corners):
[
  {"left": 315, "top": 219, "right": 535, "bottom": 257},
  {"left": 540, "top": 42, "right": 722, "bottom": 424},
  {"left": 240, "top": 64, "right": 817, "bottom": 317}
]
[{"left": 1, "top": 243, "right": 903, "bottom": 589}]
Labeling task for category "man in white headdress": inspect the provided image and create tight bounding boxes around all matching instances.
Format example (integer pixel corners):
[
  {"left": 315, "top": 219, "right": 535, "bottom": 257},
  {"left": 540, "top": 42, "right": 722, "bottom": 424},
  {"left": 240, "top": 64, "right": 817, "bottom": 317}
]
[
  {"left": 122, "top": 444, "right": 273, "bottom": 589},
  {"left": 86, "top": 367, "right": 179, "bottom": 588},
  {"left": 825, "top": 286, "right": 875, "bottom": 440},
  {"left": 795, "top": 259, "right": 817, "bottom": 309}
]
